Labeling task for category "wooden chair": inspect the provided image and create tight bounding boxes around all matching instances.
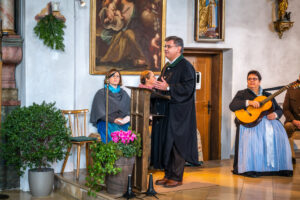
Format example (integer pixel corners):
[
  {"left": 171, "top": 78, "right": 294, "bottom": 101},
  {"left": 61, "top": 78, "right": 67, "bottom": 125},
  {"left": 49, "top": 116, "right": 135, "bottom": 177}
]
[{"left": 61, "top": 109, "right": 97, "bottom": 179}]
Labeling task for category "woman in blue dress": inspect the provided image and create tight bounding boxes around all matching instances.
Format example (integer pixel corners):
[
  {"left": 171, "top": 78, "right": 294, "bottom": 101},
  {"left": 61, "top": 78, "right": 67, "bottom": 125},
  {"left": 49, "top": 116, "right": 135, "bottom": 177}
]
[
  {"left": 90, "top": 69, "right": 130, "bottom": 143},
  {"left": 229, "top": 70, "right": 293, "bottom": 177}
]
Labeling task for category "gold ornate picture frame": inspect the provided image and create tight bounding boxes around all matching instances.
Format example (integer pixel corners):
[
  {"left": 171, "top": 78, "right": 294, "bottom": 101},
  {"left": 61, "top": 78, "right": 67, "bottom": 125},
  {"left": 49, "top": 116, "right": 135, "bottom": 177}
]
[
  {"left": 194, "top": 0, "right": 225, "bottom": 42},
  {"left": 90, "top": 0, "right": 166, "bottom": 75}
]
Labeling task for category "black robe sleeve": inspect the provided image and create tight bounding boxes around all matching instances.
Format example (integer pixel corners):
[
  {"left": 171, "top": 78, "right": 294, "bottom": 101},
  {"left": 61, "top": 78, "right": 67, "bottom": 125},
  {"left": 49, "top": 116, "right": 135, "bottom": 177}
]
[{"left": 168, "top": 62, "right": 195, "bottom": 104}]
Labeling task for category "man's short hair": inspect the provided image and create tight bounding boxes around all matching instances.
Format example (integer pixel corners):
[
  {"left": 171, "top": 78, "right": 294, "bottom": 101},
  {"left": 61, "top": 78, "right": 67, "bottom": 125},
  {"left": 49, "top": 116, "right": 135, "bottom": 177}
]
[
  {"left": 165, "top": 36, "right": 184, "bottom": 53},
  {"left": 247, "top": 70, "right": 262, "bottom": 81}
]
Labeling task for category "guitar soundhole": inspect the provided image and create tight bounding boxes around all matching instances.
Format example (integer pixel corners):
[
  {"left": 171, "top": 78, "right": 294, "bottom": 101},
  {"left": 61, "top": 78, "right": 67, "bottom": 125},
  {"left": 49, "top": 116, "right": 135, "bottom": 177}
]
[{"left": 245, "top": 110, "right": 252, "bottom": 116}]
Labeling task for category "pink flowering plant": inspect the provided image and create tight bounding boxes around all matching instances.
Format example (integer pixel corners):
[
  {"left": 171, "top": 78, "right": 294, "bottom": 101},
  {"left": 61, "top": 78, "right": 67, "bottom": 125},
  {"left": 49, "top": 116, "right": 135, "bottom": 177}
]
[
  {"left": 86, "top": 128, "right": 141, "bottom": 196},
  {"left": 111, "top": 129, "right": 142, "bottom": 158}
]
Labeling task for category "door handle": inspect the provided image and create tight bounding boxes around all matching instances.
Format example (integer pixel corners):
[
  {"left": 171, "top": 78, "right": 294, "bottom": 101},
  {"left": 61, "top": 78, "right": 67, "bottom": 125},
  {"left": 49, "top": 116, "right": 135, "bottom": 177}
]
[{"left": 207, "top": 101, "right": 212, "bottom": 114}]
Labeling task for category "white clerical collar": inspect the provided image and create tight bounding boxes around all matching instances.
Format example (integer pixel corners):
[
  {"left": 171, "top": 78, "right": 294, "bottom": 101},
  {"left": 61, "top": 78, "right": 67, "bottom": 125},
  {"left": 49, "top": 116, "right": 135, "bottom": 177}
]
[{"left": 168, "top": 55, "right": 181, "bottom": 64}]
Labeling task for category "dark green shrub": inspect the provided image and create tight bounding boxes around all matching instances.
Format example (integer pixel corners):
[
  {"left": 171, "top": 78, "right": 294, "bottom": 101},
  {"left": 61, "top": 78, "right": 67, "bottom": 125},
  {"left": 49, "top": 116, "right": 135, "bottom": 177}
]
[{"left": 0, "top": 102, "right": 71, "bottom": 175}]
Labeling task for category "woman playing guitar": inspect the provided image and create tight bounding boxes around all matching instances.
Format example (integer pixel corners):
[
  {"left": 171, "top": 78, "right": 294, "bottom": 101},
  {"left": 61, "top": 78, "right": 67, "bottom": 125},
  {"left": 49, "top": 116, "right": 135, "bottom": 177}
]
[{"left": 229, "top": 70, "right": 293, "bottom": 178}]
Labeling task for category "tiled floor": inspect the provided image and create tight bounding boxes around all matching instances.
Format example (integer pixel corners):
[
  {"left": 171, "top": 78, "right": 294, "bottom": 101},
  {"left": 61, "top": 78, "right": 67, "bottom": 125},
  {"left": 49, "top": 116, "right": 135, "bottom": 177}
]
[
  {"left": 0, "top": 191, "right": 70, "bottom": 200},
  {"left": 1, "top": 158, "right": 300, "bottom": 200}
]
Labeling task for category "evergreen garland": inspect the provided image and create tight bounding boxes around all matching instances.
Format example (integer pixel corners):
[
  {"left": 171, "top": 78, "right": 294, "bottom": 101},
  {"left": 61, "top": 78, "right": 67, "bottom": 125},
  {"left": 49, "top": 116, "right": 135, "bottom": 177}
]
[{"left": 34, "top": 14, "right": 66, "bottom": 51}]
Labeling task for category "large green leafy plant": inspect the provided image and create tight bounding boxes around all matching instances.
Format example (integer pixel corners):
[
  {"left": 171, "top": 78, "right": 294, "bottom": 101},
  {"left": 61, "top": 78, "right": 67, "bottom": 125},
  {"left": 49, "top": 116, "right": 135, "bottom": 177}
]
[
  {"left": 0, "top": 102, "right": 71, "bottom": 175},
  {"left": 34, "top": 14, "right": 66, "bottom": 51},
  {"left": 86, "top": 129, "right": 141, "bottom": 195}
]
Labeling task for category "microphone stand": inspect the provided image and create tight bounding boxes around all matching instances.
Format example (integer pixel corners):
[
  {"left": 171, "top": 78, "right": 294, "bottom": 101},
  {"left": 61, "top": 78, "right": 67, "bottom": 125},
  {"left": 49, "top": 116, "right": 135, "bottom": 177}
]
[
  {"left": 105, "top": 78, "right": 109, "bottom": 144},
  {"left": 104, "top": 71, "right": 116, "bottom": 143}
]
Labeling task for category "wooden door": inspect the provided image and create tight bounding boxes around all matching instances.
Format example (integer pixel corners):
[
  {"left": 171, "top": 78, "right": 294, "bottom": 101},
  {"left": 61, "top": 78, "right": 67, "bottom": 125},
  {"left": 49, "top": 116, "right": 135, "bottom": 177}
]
[{"left": 185, "top": 55, "right": 212, "bottom": 161}]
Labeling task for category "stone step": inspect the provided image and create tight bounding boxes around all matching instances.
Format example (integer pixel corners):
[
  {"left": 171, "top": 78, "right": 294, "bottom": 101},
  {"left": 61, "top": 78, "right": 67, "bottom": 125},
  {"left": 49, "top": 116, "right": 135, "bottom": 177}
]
[{"left": 54, "top": 171, "right": 116, "bottom": 200}]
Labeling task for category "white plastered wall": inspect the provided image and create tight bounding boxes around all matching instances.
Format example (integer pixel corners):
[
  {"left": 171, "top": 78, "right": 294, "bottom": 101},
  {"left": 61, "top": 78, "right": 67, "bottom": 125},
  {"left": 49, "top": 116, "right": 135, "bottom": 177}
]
[{"left": 16, "top": 0, "right": 300, "bottom": 190}]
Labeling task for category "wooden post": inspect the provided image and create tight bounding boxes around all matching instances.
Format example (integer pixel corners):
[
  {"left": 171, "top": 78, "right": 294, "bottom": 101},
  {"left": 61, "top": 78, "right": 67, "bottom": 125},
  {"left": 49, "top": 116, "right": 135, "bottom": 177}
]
[
  {"left": 127, "top": 87, "right": 152, "bottom": 192},
  {"left": 126, "top": 86, "right": 170, "bottom": 192}
]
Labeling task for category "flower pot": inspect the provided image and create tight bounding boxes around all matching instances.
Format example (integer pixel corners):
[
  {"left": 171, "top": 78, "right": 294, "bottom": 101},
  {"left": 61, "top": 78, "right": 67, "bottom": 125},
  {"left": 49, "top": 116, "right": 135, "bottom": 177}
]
[
  {"left": 28, "top": 168, "right": 54, "bottom": 197},
  {"left": 106, "top": 156, "right": 135, "bottom": 195}
]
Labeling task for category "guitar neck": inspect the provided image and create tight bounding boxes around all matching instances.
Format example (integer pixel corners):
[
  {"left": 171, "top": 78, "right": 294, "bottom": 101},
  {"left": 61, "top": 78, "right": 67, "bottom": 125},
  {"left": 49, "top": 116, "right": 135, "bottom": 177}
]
[{"left": 260, "top": 86, "right": 287, "bottom": 105}]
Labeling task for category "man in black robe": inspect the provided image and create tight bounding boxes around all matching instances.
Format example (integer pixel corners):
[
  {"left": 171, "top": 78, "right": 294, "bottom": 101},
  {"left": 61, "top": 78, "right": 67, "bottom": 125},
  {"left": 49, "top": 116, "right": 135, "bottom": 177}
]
[{"left": 153, "top": 36, "right": 198, "bottom": 188}]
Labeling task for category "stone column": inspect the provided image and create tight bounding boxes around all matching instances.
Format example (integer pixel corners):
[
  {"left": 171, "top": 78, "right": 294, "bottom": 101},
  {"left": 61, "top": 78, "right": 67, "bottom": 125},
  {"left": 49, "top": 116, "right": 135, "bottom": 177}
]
[
  {"left": 0, "top": 19, "right": 23, "bottom": 190},
  {"left": 0, "top": 0, "right": 15, "bottom": 34},
  {"left": 2, "top": 35, "right": 22, "bottom": 107}
]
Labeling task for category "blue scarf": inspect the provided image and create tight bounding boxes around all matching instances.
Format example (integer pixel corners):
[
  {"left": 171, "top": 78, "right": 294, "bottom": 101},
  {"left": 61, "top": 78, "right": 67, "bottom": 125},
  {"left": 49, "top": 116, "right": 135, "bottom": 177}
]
[
  {"left": 249, "top": 86, "right": 263, "bottom": 96},
  {"left": 104, "top": 84, "right": 120, "bottom": 93}
]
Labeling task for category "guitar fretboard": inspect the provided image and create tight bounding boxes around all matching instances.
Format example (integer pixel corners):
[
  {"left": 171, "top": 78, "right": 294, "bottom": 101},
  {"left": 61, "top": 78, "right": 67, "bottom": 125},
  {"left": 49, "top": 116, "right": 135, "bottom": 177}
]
[{"left": 260, "top": 85, "right": 288, "bottom": 105}]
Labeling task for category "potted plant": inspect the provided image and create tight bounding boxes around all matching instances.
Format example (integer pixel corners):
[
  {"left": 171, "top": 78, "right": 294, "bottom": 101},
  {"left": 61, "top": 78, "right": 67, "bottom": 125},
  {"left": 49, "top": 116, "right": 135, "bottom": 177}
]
[
  {"left": 0, "top": 102, "right": 71, "bottom": 197},
  {"left": 86, "top": 128, "right": 142, "bottom": 196}
]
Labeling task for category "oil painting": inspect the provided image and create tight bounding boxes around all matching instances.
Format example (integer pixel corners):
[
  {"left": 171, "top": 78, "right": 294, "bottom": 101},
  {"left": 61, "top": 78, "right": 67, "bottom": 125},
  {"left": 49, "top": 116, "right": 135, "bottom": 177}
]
[{"left": 90, "top": 0, "right": 166, "bottom": 74}]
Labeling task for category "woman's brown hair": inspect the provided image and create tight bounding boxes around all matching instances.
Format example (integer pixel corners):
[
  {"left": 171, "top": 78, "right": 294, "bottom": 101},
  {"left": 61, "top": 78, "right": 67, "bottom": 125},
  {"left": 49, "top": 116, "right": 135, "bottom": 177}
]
[
  {"left": 140, "top": 70, "right": 152, "bottom": 84},
  {"left": 104, "top": 69, "right": 122, "bottom": 86}
]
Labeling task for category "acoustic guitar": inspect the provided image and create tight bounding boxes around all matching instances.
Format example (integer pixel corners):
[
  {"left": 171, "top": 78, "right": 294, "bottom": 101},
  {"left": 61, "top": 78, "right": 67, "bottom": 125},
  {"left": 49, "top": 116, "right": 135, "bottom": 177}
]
[{"left": 235, "top": 81, "right": 300, "bottom": 127}]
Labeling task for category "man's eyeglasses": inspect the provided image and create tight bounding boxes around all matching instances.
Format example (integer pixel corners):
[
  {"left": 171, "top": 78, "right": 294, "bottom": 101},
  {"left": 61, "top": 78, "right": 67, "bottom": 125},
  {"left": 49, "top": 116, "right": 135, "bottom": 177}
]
[
  {"left": 164, "top": 45, "right": 177, "bottom": 49},
  {"left": 247, "top": 78, "right": 258, "bottom": 81}
]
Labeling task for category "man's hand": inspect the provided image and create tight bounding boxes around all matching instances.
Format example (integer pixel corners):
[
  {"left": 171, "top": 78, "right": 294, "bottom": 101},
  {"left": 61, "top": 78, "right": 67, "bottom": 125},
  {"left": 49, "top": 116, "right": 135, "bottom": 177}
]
[
  {"left": 292, "top": 120, "right": 300, "bottom": 129},
  {"left": 267, "top": 112, "right": 277, "bottom": 120},
  {"left": 154, "top": 77, "right": 169, "bottom": 91},
  {"left": 249, "top": 100, "right": 260, "bottom": 108}
]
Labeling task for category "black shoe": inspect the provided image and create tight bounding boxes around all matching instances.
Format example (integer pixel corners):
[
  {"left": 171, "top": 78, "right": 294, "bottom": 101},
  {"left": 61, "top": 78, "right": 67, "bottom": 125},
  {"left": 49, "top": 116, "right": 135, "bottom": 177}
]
[
  {"left": 245, "top": 174, "right": 258, "bottom": 178},
  {"left": 244, "top": 172, "right": 259, "bottom": 178},
  {"left": 292, "top": 158, "right": 296, "bottom": 164},
  {"left": 279, "top": 171, "right": 293, "bottom": 177}
]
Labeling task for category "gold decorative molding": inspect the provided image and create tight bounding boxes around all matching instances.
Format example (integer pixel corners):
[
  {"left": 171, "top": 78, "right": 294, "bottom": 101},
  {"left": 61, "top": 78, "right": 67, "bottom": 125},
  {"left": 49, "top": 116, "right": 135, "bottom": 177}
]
[
  {"left": 273, "top": 21, "right": 293, "bottom": 39},
  {"left": 273, "top": 0, "right": 293, "bottom": 39},
  {"left": 2, "top": 29, "right": 15, "bottom": 35}
]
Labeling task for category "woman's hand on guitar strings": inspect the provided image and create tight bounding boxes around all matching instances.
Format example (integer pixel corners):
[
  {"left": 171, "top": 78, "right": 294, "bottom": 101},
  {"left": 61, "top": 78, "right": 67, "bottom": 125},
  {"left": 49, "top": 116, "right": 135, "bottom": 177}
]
[{"left": 249, "top": 100, "right": 260, "bottom": 108}]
